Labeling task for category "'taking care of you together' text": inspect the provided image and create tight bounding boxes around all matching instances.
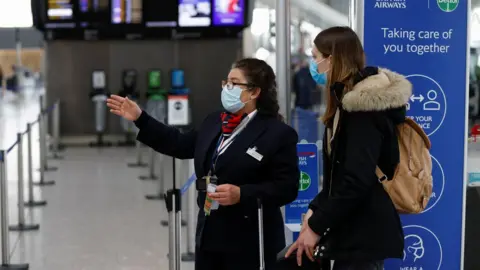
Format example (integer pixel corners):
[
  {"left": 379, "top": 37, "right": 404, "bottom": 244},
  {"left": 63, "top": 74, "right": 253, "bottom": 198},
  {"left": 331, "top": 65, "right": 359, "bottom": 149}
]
[{"left": 382, "top": 27, "right": 454, "bottom": 56}]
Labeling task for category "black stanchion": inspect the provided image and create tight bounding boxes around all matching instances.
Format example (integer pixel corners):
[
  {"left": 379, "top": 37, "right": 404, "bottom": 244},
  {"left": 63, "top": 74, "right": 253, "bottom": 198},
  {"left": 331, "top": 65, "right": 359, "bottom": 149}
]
[
  {"left": 9, "top": 133, "right": 39, "bottom": 232},
  {"left": 49, "top": 100, "right": 64, "bottom": 160},
  {"left": 165, "top": 156, "right": 182, "bottom": 270},
  {"left": 127, "top": 140, "right": 147, "bottom": 168},
  {"left": 24, "top": 123, "right": 47, "bottom": 207},
  {"left": 181, "top": 159, "right": 196, "bottom": 262},
  {"left": 145, "top": 155, "right": 165, "bottom": 200},
  {"left": 161, "top": 158, "right": 186, "bottom": 227},
  {"left": 38, "top": 96, "right": 58, "bottom": 172},
  {"left": 139, "top": 149, "right": 158, "bottom": 180},
  {"left": 0, "top": 150, "right": 29, "bottom": 270},
  {"left": 34, "top": 113, "right": 55, "bottom": 186}
]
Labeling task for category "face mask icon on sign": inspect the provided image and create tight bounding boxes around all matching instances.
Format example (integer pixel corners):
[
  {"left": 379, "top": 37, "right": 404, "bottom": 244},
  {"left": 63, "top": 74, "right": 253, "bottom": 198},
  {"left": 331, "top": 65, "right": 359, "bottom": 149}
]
[{"left": 403, "top": 234, "right": 425, "bottom": 263}]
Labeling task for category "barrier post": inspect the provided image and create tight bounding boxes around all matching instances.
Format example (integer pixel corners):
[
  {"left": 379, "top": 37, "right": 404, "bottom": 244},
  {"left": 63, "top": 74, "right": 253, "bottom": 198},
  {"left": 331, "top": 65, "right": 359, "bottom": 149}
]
[
  {"left": 181, "top": 159, "right": 196, "bottom": 261},
  {"left": 50, "top": 100, "right": 63, "bottom": 159},
  {"left": 161, "top": 158, "right": 186, "bottom": 227},
  {"left": 127, "top": 140, "right": 147, "bottom": 168},
  {"left": 165, "top": 157, "right": 181, "bottom": 270},
  {"left": 9, "top": 133, "right": 40, "bottom": 231},
  {"left": 38, "top": 96, "right": 57, "bottom": 172},
  {"left": 139, "top": 149, "right": 158, "bottom": 180},
  {"left": 25, "top": 123, "right": 47, "bottom": 207},
  {"left": 0, "top": 150, "right": 29, "bottom": 269},
  {"left": 145, "top": 154, "right": 165, "bottom": 200},
  {"left": 35, "top": 112, "right": 56, "bottom": 186}
]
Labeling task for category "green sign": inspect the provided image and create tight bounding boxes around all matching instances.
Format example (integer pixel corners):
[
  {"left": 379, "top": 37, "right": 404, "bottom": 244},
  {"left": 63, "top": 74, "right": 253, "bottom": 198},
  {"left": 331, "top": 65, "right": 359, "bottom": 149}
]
[
  {"left": 148, "top": 71, "right": 161, "bottom": 89},
  {"left": 299, "top": 172, "right": 311, "bottom": 191},
  {"left": 437, "top": 0, "right": 459, "bottom": 12}
]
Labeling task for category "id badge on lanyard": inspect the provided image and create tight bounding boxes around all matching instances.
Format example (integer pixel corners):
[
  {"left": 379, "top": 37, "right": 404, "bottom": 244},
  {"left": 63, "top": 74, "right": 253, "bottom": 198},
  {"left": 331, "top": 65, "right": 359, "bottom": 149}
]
[
  {"left": 203, "top": 175, "right": 219, "bottom": 216},
  {"left": 203, "top": 136, "right": 225, "bottom": 216}
]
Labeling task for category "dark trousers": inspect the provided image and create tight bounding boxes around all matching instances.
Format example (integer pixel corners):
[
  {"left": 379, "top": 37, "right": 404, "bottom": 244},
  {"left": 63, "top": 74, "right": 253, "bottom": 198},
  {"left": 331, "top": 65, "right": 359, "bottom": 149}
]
[
  {"left": 332, "top": 260, "right": 384, "bottom": 270},
  {"left": 195, "top": 247, "right": 275, "bottom": 270}
]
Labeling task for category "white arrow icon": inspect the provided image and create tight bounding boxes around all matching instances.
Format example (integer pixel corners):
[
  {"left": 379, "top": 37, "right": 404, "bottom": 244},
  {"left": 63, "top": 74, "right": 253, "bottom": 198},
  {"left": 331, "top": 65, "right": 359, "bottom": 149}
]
[{"left": 410, "top": 94, "right": 425, "bottom": 103}]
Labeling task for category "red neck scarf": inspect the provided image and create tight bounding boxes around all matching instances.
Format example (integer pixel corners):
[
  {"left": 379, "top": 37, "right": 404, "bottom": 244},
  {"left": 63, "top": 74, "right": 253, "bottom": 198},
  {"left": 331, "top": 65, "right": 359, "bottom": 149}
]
[{"left": 220, "top": 112, "right": 247, "bottom": 137}]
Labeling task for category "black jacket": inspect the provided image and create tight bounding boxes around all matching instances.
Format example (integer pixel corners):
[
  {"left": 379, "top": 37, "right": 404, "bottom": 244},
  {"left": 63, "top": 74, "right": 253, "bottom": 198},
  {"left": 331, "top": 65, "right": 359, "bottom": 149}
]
[
  {"left": 308, "top": 67, "right": 411, "bottom": 261},
  {"left": 134, "top": 110, "right": 299, "bottom": 260}
]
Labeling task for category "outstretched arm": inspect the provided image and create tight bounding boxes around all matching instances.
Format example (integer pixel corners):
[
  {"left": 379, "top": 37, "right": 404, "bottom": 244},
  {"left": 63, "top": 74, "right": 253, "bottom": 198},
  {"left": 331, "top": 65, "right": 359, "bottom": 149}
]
[{"left": 134, "top": 111, "right": 196, "bottom": 159}]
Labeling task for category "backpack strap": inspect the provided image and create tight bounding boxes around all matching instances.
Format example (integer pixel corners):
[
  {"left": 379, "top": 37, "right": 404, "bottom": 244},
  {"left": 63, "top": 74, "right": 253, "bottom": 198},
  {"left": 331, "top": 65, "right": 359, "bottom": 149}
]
[{"left": 375, "top": 166, "right": 388, "bottom": 183}]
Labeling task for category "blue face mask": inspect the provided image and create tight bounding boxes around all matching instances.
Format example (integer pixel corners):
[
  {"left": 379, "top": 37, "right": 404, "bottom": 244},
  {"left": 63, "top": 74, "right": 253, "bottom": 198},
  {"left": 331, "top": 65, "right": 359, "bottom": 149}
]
[
  {"left": 221, "top": 85, "right": 246, "bottom": 113},
  {"left": 309, "top": 58, "right": 328, "bottom": 85}
]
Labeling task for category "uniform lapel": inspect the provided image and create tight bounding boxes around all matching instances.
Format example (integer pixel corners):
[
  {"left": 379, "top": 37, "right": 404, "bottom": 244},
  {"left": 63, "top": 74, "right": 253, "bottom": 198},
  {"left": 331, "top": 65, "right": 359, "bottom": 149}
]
[
  {"left": 213, "top": 113, "right": 268, "bottom": 173},
  {"left": 195, "top": 116, "right": 221, "bottom": 177}
]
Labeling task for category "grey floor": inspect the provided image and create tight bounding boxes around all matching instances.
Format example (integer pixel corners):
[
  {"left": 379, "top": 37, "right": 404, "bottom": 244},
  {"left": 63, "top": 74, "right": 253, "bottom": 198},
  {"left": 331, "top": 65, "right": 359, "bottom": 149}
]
[{"left": 1, "top": 90, "right": 196, "bottom": 270}]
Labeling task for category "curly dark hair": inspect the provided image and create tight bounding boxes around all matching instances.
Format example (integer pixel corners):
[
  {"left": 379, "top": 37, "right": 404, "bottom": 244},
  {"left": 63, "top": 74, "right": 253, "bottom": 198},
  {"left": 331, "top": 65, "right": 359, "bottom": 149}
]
[{"left": 232, "top": 58, "right": 282, "bottom": 120}]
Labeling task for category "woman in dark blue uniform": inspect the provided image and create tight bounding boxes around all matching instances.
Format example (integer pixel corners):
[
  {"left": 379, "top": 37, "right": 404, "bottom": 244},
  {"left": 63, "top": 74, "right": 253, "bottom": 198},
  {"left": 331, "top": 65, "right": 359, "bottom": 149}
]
[{"left": 107, "top": 58, "right": 300, "bottom": 270}]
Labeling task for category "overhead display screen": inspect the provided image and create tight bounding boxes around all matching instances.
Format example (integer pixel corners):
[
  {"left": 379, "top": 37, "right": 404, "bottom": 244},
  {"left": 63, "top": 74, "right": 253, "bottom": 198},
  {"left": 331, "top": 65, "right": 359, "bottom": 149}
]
[
  {"left": 47, "top": 0, "right": 74, "bottom": 20},
  {"left": 111, "top": 0, "right": 142, "bottom": 24},
  {"left": 212, "top": 0, "right": 244, "bottom": 26},
  {"left": 178, "top": 0, "right": 211, "bottom": 27},
  {"left": 78, "top": 0, "right": 109, "bottom": 26},
  {"left": 143, "top": 0, "right": 177, "bottom": 27}
]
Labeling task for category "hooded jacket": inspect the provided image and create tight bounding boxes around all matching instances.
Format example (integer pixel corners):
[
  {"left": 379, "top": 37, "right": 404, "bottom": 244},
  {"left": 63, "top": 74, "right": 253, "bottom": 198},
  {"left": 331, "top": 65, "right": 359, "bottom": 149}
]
[{"left": 308, "top": 67, "right": 412, "bottom": 261}]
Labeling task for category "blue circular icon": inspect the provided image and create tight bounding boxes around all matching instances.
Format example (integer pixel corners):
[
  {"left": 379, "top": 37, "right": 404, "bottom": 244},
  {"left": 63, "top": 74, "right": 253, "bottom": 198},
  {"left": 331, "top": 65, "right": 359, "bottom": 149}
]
[
  {"left": 385, "top": 225, "right": 442, "bottom": 270},
  {"left": 405, "top": 74, "right": 447, "bottom": 136},
  {"left": 423, "top": 155, "right": 445, "bottom": 213}
]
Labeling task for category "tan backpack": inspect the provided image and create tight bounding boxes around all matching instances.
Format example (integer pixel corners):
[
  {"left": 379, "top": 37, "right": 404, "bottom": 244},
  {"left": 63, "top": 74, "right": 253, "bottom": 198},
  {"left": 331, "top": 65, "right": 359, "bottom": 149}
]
[
  {"left": 330, "top": 110, "right": 433, "bottom": 214},
  {"left": 376, "top": 118, "right": 433, "bottom": 214}
]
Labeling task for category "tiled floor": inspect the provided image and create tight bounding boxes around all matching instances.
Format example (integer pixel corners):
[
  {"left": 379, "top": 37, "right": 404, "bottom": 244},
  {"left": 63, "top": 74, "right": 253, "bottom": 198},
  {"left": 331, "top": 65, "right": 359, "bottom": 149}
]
[{"left": 1, "top": 90, "right": 196, "bottom": 270}]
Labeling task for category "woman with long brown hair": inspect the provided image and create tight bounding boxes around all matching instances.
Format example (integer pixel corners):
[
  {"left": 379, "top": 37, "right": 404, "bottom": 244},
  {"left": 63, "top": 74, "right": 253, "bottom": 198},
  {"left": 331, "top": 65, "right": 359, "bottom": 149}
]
[{"left": 286, "top": 26, "right": 409, "bottom": 269}]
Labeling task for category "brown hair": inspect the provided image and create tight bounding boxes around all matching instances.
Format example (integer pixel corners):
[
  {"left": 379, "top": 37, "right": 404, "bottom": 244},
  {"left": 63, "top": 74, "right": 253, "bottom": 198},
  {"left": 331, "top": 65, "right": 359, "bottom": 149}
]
[
  {"left": 314, "top": 26, "right": 365, "bottom": 125},
  {"left": 232, "top": 58, "right": 282, "bottom": 120}
]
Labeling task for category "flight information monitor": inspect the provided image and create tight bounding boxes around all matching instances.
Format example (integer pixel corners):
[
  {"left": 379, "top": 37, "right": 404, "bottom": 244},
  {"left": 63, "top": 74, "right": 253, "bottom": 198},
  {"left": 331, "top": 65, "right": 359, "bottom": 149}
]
[
  {"left": 148, "top": 70, "right": 162, "bottom": 89},
  {"left": 111, "top": 0, "right": 142, "bottom": 24},
  {"left": 45, "top": 0, "right": 75, "bottom": 28},
  {"left": 212, "top": 0, "right": 245, "bottom": 26},
  {"left": 143, "top": 0, "right": 177, "bottom": 27},
  {"left": 78, "top": 0, "right": 109, "bottom": 26},
  {"left": 178, "top": 0, "right": 211, "bottom": 27}
]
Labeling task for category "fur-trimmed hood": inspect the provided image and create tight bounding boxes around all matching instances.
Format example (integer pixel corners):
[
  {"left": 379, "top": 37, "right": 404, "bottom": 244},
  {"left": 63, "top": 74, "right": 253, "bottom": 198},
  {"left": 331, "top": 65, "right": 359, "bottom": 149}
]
[{"left": 342, "top": 68, "right": 412, "bottom": 112}]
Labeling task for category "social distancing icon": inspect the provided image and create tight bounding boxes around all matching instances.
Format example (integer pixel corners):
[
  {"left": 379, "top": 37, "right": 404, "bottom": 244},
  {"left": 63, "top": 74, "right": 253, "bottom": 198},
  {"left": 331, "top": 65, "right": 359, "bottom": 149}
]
[
  {"left": 405, "top": 74, "right": 447, "bottom": 136},
  {"left": 424, "top": 90, "right": 441, "bottom": 111}
]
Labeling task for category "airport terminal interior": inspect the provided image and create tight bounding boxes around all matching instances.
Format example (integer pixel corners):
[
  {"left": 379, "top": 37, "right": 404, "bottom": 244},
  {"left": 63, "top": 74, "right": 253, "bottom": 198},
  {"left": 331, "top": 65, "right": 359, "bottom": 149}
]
[{"left": 1, "top": 0, "right": 480, "bottom": 269}]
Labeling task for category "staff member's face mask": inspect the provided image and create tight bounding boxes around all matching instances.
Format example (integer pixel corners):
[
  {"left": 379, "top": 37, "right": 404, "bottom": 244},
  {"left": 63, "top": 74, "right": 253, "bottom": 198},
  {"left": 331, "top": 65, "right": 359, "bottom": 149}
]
[{"left": 221, "top": 84, "right": 252, "bottom": 113}]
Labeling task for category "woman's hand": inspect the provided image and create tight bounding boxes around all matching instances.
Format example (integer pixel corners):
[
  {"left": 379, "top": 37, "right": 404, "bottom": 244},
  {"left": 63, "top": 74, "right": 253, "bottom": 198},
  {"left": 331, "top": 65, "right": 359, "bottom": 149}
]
[
  {"left": 301, "top": 209, "right": 314, "bottom": 231},
  {"left": 285, "top": 222, "right": 321, "bottom": 266},
  {"left": 209, "top": 184, "right": 241, "bottom": 206},
  {"left": 106, "top": 95, "right": 142, "bottom": 121}
]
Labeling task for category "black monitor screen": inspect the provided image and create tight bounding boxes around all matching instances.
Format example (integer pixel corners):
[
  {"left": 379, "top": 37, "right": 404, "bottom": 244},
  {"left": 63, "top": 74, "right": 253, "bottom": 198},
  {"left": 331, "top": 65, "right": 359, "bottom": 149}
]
[
  {"left": 111, "top": 0, "right": 143, "bottom": 24},
  {"left": 143, "top": 0, "right": 177, "bottom": 28},
  {"left": 178, "top": 0, "right": 211, "bottom": 27},
  {"left": 148, "top": 70, "right": 162, "bottom": 89}
]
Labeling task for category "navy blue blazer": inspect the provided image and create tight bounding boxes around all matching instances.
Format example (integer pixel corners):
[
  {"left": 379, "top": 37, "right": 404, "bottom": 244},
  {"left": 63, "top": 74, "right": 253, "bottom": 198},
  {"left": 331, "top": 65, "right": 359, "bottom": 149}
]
[{"left": 134, "top": 110, "right": 299, "bottom": 259}]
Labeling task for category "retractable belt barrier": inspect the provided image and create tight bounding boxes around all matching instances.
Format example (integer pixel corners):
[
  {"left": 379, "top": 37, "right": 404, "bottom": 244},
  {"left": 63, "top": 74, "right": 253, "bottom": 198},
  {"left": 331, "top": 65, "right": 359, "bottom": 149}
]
[{"left": 0, "top": 94, "right": 63, "bottom": 269}]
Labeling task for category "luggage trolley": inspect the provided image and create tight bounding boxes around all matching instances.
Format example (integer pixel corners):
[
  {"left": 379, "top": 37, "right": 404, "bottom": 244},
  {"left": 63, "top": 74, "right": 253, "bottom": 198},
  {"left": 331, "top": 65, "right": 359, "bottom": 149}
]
[
  {"left": 118, "top": 69, "right": 139, "bottom": 146},
  {"left": 89, "top": 70, "right": 112, "bottom": 147}
]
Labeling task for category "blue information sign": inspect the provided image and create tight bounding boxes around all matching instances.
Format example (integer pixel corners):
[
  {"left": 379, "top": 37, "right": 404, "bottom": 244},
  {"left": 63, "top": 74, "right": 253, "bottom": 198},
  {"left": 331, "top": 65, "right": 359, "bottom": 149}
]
[
  {"left": 285, "top": 143, "right": 319, "bottom": 224},
  {"left": 363, "top": 0, "right": 468, "bottom": 269}
]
